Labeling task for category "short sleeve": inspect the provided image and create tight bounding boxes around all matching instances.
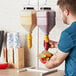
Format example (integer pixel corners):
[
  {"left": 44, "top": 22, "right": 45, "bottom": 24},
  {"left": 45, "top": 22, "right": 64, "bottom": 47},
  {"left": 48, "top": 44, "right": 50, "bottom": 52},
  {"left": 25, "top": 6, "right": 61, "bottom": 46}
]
[{"left": 58, "top": 31, "right": 74, "bottom": 53}]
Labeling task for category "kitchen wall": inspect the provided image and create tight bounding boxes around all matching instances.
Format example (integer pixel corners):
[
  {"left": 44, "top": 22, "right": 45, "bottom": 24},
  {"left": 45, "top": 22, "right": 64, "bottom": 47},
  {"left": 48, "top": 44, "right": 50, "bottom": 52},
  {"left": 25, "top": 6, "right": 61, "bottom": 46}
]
[{"left": 0, "top": 0, "right": 68, "bottom": 70}]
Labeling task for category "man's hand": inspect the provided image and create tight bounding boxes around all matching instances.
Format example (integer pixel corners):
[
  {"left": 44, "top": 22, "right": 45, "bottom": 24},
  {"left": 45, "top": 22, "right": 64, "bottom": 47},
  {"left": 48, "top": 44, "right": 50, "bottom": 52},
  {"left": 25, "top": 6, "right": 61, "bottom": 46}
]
[
  {"left": 49, "top": 40, "right": 58, "bottom": 48},
  {"left": 45, "top": 49, "right": 69, "bottom": 69}
]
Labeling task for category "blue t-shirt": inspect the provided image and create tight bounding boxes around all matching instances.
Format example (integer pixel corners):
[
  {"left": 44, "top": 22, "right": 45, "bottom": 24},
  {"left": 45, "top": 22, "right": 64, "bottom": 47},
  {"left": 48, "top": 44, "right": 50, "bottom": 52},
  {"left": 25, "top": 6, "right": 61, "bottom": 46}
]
[{"left": 58, "top": 22, "right": 76, "bottom": 76}]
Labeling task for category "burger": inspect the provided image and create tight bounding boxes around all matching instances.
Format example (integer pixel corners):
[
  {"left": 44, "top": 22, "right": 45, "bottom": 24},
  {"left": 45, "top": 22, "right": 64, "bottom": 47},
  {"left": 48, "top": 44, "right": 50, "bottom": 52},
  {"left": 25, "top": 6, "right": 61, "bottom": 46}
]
[{"left": 38, "top": 51, "right": 53, "bottom": 64}]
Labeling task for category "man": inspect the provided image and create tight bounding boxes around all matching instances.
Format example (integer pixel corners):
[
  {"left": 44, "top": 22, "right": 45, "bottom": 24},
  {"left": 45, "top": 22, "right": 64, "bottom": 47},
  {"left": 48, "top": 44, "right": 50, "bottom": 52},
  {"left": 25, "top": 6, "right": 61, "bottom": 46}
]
[{"left": 45, "top": 0, "right": 76, "bottom": 76}]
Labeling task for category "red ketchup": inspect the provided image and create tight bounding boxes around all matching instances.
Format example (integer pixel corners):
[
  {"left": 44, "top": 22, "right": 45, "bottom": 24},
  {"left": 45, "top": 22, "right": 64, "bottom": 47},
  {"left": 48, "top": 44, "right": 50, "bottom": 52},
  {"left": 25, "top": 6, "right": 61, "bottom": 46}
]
[{"left": 44, "top": 40, "right": 50, "bottom": 51}]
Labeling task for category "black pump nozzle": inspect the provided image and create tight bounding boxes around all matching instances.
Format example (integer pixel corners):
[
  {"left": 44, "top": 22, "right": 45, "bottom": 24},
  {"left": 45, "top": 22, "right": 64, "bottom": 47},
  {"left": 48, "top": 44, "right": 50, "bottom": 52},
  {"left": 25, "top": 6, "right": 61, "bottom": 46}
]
[
  {"left": 40, "top": 7, "right": 51, "bottom": 10},
  {"left": 23, "top": 7, "right": 34, "bottom": 10}
]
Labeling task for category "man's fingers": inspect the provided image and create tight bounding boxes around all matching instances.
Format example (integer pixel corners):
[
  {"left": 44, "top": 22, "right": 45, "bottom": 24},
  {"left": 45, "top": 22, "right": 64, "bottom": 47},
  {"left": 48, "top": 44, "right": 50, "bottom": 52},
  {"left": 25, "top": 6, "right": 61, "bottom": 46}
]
[
  {"left": 49, "top": 42, "right": 58, "bottom": 48},
  {"left": 49, "top": 42, "right": 53, "bottom": 48},
  {"left": 49, "top": 43, "right": 55, "bottom": 48}
]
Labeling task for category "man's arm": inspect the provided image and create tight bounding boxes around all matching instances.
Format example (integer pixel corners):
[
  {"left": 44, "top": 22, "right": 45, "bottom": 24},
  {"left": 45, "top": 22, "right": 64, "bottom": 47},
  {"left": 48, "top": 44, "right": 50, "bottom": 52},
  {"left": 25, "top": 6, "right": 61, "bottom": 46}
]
[{"left": 45, "top": 49, "right": 69, "bottom": 69}]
